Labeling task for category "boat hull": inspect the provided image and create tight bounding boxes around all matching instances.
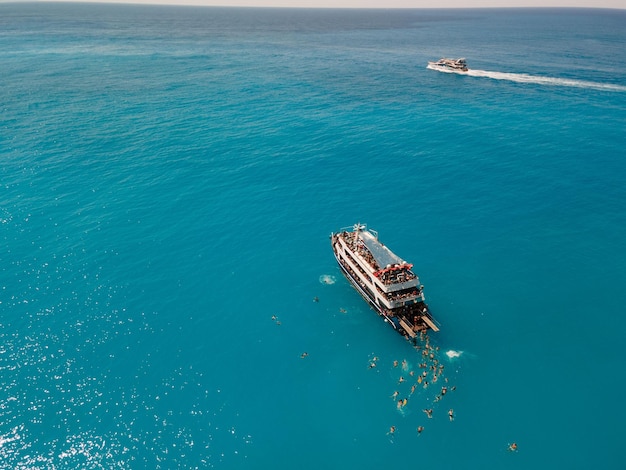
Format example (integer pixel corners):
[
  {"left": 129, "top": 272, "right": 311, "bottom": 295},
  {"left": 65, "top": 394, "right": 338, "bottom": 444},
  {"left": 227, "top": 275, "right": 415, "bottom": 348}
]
[
  {"left": 428, "top": 64, "right": 468, "bottom": 72},
  {"left": 332, "top": 249, "right": 398, "bottom": 330},
  {"left": 427, "top": 58, "right": 469, "bottom": 72}
]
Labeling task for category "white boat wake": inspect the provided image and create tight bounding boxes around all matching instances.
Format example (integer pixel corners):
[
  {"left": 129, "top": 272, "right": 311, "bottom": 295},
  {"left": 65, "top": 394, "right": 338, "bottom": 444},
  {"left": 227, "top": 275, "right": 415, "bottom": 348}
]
[{"left": 427, "top": 65, "right": 626, "bottom": 92}]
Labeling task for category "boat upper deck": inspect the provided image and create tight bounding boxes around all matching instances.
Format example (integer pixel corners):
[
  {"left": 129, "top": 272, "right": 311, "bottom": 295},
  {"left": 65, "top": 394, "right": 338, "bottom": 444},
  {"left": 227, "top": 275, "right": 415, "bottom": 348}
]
[
  {"left": 359, "top": 230, "right": 403, "bottom": 269},
  {"left": 336, "top": 228, "right": 417, "bottom": 285}
]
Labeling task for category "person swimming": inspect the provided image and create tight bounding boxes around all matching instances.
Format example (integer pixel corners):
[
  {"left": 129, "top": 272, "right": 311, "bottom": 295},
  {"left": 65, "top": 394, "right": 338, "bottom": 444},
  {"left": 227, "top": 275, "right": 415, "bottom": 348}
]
[
  {"left": 417, "top": 426, "right": 424, "bottom": 435},
  {"left": 508, "top": 442, "right": 518, "bottom": 452},
  {"left": 423, "top": 409, "right": 433, "bottom": 419},
  {"left": 448, "top": 409, "right": 454, "bottom": 421},
  {"left": 300, "top": 352, "right": 308, "bottom": 358}
]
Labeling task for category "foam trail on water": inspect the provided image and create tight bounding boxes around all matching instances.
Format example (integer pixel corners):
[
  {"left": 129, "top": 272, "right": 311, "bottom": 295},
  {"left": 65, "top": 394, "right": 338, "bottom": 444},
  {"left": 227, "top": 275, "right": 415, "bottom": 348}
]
[
  {"left": 467, "top": 69, "right": 626, "bottom": 92},
  {"left": 427, "top": 65, "right": 626, "bottom": 92},
  {"left": 445, "top": 350, "right": 462, "bottom": 359}
]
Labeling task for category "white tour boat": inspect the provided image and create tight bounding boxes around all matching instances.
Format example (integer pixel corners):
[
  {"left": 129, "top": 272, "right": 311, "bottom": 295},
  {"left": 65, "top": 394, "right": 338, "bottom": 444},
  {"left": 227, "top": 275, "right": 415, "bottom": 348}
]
[
  {"left": 330, "top": 224, "right": 439, "bottom": 339},
  {"left": 428, "top": 57, "right": 469, "bottom": 72}
]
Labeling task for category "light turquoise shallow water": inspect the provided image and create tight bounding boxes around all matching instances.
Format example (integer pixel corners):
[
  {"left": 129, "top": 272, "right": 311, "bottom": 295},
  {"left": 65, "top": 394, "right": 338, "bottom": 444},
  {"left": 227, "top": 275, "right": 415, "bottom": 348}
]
[{"left": 1, "top": 4, "right": 625, "bottom": 468}]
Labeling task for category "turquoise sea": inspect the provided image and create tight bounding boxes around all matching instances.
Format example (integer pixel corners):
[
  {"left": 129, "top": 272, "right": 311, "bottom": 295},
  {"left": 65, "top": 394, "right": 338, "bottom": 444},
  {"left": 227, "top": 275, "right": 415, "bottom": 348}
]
[{"left": 2, "top": 3, "right": 626, "bottom": 468}]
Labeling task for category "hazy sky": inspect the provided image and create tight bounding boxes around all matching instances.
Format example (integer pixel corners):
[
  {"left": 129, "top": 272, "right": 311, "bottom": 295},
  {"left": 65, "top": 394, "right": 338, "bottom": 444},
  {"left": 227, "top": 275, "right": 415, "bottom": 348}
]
[{"left": 31, "top": 0, "right": 626, "bottom": 9}]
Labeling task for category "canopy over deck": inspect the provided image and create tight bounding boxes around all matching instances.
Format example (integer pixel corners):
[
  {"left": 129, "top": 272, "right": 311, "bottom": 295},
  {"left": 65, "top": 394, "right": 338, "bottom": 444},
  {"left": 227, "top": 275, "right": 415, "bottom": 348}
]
[{"left": 360, "top": 230, "right": 404, "bottom": 269}]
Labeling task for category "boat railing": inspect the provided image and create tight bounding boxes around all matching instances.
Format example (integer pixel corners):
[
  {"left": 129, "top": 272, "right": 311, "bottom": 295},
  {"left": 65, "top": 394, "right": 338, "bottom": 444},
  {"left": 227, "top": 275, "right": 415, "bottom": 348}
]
[{"left": 337, "top": 224, "right": 365, "bottom": 233}]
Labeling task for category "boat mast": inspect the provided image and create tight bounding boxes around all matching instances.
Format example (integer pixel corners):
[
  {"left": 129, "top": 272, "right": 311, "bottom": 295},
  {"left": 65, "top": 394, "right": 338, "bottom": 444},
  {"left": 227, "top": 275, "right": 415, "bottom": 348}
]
[{"left": 353, "top": 222, "right": 364, "bottom": 244}]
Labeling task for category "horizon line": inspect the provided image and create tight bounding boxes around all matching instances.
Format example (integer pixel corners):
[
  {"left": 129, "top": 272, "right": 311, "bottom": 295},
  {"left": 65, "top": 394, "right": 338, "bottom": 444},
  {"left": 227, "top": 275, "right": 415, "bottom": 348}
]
[{"left": 22, "top": 1, "right": 626, "bottom": 11}]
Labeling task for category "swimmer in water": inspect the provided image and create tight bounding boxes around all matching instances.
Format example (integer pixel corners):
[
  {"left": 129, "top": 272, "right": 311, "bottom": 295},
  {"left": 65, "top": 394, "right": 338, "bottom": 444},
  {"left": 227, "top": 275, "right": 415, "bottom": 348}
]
[
  {"left": 300, "top": 352, "right": 308, "bottom": 358},
  {"left": 271, "top": 315, "right": 278, "bottom": 321},
  {"left": 423, "top": 409, "right": 433, "bottom": 419},
  {"left": 402, "top": 398, "right": 408, "bottom": 407},
  {"left": 508, "top": 442, "right": 518, "bottom": 452},
  {"left": 388, "top": 426, "right": 395, "bottom": 435},
  {"left": 369, "top": 362, "right": 376, "bottom": 369},
  {"left": 391, "top": 391, "right": 399, "bottom": 400},
  {"left": 393, "top": 360, "right": 399, "bottom": 368},
  {"left": 448, "top": 409, "right": 454, "bottom": 421},
  {"left": 441, "top": 386, "right": 447, "bottom": 396},
  {"left": 401, "top": 359, "right": 408, "bottom": 371},
  {"left": 339, "top": 308, "right": 347, "bottom": 314},
  {"left": 398, "top": 376, "right": 405, "bottom": 384},
  {"left": 313, "top": 296, "right": 319, "bottom": 302},
  {"left": 410, "top": 384, "right": 416, "bottom": 395},
  {"left": 417, "top": 426, "right": 424, "bottom": 435}
]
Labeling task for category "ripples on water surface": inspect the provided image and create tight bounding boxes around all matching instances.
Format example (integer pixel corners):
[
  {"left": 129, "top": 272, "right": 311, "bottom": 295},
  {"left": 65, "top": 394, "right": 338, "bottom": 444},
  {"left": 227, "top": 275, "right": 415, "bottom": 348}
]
[{"left": 1, "top": 4, "right": 625, "bottom": 469}]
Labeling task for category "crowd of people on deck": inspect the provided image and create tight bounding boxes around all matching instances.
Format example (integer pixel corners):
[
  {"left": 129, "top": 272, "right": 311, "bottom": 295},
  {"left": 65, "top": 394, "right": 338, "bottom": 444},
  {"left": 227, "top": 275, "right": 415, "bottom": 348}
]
[
  {"left": 377, "top": 267, "right": 416, "bottom": 285},
  {"left": 338, "top": 232, "right": 420, "bottom": 288},
  {"left": 339, "top": 232, "right": 381, "bottom": 271},
  {"left": 386, "top": 287, "right": 420, "bottom": 302}
]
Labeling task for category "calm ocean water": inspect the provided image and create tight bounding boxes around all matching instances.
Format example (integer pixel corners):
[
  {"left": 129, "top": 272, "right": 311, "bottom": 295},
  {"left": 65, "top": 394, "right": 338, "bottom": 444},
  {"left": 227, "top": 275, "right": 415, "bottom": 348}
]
[{"left": 2, "top": 3, "right": 626, "bottom": 468}]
